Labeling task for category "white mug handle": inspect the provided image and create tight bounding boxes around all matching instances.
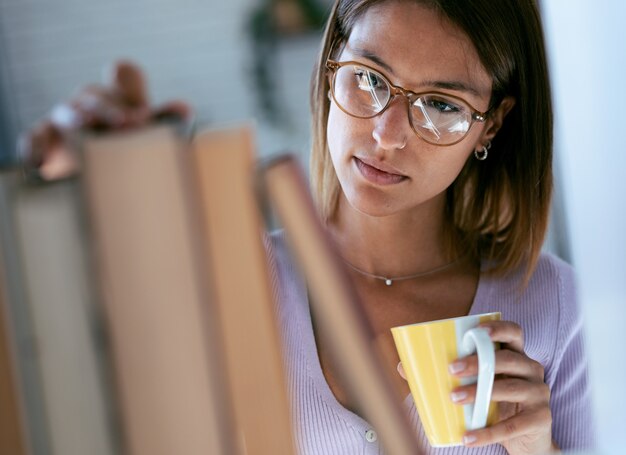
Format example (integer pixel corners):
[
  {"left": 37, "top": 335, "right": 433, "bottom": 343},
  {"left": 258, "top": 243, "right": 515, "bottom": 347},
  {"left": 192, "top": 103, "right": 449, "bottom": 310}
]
[{"left": 462, "top": 327, "right": 496, "bottom": 430}]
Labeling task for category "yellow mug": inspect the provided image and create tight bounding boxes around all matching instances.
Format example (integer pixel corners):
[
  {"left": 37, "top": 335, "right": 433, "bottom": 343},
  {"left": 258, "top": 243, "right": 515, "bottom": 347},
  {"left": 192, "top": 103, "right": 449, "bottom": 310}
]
[{"left": 391, "top": 312, "right": 500, "bottom": 447}]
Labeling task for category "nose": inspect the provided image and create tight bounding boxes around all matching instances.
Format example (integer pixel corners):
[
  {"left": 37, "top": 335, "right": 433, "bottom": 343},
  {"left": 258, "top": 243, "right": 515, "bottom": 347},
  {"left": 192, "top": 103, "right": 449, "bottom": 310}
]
[{"left": 371, "top": 95, "right": 411, "bottom": 151}]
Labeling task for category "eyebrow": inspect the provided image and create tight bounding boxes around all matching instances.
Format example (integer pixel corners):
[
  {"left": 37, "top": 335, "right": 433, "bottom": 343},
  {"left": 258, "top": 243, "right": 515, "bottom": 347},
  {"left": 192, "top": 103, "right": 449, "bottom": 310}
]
[
  {"left": 422, "top": 80, "right": 482, "bottom": 97},
  {"left": 349, "top": 45, "right": 483, "bottom": 97},
  {"left": 351, "top": 46, "right": 396, "bottom": 75}
]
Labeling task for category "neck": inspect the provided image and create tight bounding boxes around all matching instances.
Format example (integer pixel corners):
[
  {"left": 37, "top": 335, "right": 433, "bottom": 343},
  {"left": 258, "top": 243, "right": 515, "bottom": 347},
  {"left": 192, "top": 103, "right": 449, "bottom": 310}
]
[{"left": 328, "top": 192, "right": 449, "bottom": 278}]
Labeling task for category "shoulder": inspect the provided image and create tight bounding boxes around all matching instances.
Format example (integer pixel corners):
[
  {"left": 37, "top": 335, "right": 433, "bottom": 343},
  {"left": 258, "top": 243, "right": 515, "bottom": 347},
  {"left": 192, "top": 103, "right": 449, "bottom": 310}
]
[
  {"left": 531, "top": 252, "right": 576, "bottom": 295},
  {"left": 486, "top": 251, "right": 577, "bottom": 312},
  {"left": 531, "top": 252, "right": 583, "bottom": 346},
  {"left": 483, "top": 252, "right": 580, "bottom": 368},
  {"left": 525, "top": 252, "right": 580, "bottom": 331},
  {"left": 486, "top": 253, "right": 576, "bottom": 310}
]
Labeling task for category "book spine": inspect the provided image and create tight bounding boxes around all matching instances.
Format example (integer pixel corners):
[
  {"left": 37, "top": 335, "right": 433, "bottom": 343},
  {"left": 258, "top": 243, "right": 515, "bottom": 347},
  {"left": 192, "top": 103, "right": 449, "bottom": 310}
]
[
  {"left": 261, "top": 156, "right": 420, "bottom": 455},
  {"left": 0, "top": 171, "right": 51, "bottom": 455},
  {"left": 0, "top": 239, "right": 29, "bottom": 455},
  {"left": 81, "top": 125, "right": 233, "bottom": 455},
  {"left": 192, "top": 126, "right": 295, "bottom": 455},
  {"left": 14, "top": 179, "right": 117, "bottom": 455}
]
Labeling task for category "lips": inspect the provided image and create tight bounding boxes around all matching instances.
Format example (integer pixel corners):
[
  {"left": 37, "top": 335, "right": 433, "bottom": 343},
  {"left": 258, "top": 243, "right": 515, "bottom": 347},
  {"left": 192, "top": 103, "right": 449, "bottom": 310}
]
[{"left": 353, "top": 156, "right": 408, "bottom": 185}]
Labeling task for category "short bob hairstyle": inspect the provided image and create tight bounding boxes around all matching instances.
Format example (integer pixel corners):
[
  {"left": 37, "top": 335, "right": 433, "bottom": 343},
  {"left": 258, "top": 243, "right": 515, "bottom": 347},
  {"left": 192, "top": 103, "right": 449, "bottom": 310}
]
[{"left": 310, "top": 0, "right": 553, "bottom": 280}]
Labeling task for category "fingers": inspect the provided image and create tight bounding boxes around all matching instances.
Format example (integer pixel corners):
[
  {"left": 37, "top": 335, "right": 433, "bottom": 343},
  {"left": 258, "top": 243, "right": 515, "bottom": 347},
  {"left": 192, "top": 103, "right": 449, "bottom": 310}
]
[
  {"left": 105, "top": 61, "right": 193, "bottom": 122},
  {"left": 445, "top": 321, "right": 554, "bottom": 451},
  {"left": 49, "top": 62, "right": 184, "bottom": 131},
  {"left": 479, "top": 320, "right": 524, "bottom": 353},
  {"left": 47, "top": 61, "right": 151, "bottom": 132},
  {"left": 451, "top": 377, "right": 550, "bottom": 407},
  {"left": 18, "top": 121, "right": 60, "bottom": 168},
  {"left": 153, "top": 100, "right": 193, "bottom": 121},
  {"left": 18, "top": 120, "right": 79, "bottom": 180},
  {"left": 66, "top": 84, "right": 151, "bottom": 129},
  {"left": 449, "top": 321, "right": 543, "bottom": 381},
  {"left": 27, "top": 81, "right": 147, "bottom": 180},
  {"left": 448, "top": 322, "right": 554, "bottom": 451},
  {"left": 20, "top": 60, "right": 190, "bottom": 180},
  {"left": 462, "top": 407, "right": 552, "bottom": 448},
  {"left": 449, "top": 348, "right": 545, "bottom": 381},
  {"left": 105, "top": 60, "right": 149, "bottom": 108}
]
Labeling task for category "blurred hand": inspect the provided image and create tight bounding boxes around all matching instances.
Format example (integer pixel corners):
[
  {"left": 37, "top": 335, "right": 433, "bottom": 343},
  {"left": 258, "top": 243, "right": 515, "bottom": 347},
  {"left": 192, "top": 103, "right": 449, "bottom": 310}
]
[{"left": 18, "top": 60, "right": 192, "bottom": 180}]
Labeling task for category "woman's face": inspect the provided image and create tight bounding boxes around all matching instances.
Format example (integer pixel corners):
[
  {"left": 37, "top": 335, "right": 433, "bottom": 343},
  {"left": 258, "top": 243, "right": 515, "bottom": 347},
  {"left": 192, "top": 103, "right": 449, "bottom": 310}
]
[{"left": 327, "top": 0, "right": 500, "bottom": 218}]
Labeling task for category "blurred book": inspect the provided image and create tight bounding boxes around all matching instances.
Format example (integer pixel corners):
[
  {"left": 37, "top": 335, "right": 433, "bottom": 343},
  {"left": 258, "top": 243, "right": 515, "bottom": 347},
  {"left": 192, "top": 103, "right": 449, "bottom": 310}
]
[
  {"left": 0, "top": 235, "right": 29, "bottom": 455},
  {"left": 261, "top": 155, "right": 419, "bottom": 455},
  {"left": 191, "top": 126, "right": 295, "bottom": 455},
  {"left": 1, "top": 170, "right": 57, "bottom": 455},
  {"left": 13, "top": 178, "right": 116, "bottom": 455},
  {"left": 3, "top": 123, "right": 422, "bottom": 455},
  {"left": 81, "top": 124, "right": 234, "bottom": 455}
]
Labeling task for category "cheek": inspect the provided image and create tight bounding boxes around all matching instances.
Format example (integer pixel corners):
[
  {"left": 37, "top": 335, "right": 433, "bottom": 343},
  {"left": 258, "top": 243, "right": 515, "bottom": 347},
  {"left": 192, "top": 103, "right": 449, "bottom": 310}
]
[
  {"left": 328, "top": 107, "right": 379, "bottom": 159},
  {"left": 327, "top": 105, "right": 362, "bottom": 171},
  {"left": 433, "top": 128, "right": 483, "bottom": 178},
  {"left": 327, "top": 106, "right": 350, "bottom": 155},
  {"left": 430, "top": 145, "right": 474, "bottom": 182},
  {"left": 326, "top": 107, "right": 340, "bottom": 156}
]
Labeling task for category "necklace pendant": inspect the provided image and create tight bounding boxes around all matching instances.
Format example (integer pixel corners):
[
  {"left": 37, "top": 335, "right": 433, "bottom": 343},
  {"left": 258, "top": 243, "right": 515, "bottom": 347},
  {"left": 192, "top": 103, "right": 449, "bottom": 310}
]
[{"left": 385, "top": 279, "right": 392, "bottom": 286}]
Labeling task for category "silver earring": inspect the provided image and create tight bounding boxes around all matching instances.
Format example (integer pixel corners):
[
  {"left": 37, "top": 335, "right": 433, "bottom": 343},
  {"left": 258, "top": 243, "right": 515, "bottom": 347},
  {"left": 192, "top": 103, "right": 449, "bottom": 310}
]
[{"left": 474, "top": 140, "right": 491, "bottom": 161}]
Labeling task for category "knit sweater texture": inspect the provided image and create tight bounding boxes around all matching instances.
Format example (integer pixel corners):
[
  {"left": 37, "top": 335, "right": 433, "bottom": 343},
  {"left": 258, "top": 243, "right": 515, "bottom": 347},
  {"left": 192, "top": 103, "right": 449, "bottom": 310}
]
[{"left": 266, "top": 230, "right": 595, "bottom": 455}]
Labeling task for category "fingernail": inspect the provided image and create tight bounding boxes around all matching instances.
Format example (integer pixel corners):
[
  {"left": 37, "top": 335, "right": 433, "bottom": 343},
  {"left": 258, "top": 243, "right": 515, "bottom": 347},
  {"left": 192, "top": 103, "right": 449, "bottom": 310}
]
[
  {"left": 463, "top": 434, "right": 477, "bottom": 445},
  {"left": 450, "top": 391, "right": 468, "bottom": 402},
  {"left": 397, "top": 362, "right": 407, "bottom": 380},
  {"left": 448, "top": 361, "right": 466, "bottom": 374}
]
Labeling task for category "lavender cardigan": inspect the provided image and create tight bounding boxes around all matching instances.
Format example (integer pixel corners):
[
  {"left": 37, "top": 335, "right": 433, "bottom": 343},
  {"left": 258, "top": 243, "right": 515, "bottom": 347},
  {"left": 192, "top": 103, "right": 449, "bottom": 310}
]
[{"left": 266, "top": 230, "right": 595, "bottom": 455}]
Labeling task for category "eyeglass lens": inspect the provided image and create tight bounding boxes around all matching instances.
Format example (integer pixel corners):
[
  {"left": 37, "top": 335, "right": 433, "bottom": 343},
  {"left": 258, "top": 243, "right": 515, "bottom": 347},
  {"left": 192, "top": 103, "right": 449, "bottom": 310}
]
[{"left": 332, "top": 63, "right": 474, "bottom": 145}]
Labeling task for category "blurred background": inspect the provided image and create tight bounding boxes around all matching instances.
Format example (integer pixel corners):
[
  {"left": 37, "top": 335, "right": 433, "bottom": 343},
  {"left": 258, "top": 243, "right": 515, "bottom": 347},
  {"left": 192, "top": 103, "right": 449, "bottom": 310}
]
[
  {"left": 541, "top": 1, "right": 626, "bottom": 452},
  {"left": 0, "top": 0, "right": 624, "bottom": 454},
  {"left": 0, "top": 0, "right": 331, "bottom": 164}
]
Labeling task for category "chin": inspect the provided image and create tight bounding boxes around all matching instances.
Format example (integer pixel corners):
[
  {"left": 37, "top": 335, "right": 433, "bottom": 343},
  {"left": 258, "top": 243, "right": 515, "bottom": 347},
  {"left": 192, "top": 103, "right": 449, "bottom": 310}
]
[{"left": 340, "top": 184, "right": 405, "bottom": 218}]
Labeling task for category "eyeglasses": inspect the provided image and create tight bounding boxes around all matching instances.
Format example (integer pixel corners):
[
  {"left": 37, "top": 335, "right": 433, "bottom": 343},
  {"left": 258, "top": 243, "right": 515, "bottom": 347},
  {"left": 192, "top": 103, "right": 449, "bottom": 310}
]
[{"left": 326, "top": 59, "right": 491, "bottom": 146}]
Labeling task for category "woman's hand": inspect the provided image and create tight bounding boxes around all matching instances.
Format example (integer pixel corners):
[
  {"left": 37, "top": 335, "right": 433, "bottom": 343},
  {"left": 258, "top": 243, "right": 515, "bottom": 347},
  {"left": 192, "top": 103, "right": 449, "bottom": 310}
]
[
  {"left": 447, "top": 320, "right": 558, "bottom": 454},
  {"left": 18, "top": 60, "right": 191, "bottom": 181}
]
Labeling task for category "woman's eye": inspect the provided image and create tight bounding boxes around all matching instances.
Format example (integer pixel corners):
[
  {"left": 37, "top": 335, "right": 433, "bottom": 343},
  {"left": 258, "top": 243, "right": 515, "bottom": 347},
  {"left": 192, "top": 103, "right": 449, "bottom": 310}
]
[
  {"left": 427, "top": 98, "right": 461, "bottom": 113},
  {"left": 355, "top": 70, "right": 384, "bottom": 90}
]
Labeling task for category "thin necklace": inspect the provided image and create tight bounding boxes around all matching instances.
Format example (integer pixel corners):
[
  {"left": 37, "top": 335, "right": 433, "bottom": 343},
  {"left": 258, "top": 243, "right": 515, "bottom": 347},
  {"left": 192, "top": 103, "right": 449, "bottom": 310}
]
[{"left": 343, "top": 257, "right": 463, "bottom": 286}]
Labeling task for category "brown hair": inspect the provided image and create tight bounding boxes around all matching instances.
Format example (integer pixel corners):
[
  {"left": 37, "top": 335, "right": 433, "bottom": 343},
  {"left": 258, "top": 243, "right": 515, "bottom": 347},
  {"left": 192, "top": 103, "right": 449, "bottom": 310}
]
[{"left": 309, "top": 0, "right": 553, "bottom": 281}]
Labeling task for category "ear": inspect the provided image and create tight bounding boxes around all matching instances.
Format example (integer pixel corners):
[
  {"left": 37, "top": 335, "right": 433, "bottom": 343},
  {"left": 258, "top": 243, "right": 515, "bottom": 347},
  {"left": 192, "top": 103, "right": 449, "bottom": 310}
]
[{"left": 479, "top": 96, "right": 516, "bottom": 146}]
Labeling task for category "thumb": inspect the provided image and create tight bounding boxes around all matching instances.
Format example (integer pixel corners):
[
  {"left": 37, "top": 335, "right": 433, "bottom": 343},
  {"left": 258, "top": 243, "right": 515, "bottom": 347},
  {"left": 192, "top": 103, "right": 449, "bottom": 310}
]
[{"left": 105, "top": 60, "right": 149, "bottom": 108}]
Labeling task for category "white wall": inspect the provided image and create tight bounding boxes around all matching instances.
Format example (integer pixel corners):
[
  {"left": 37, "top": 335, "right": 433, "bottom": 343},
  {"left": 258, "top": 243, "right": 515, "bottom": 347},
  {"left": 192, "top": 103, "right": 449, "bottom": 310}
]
[
  {"left": 0, "top": 0, "right": 319, "bottom": 160},
  {"left": 541, "top": 2, "right": 626, "bottom": 453}
]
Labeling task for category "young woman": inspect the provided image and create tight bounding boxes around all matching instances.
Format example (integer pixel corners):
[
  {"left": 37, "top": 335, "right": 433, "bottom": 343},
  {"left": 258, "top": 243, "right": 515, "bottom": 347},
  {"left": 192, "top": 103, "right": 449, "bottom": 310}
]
[
  {"left": 267, "top": 1, "right": 594, "bottom": 454},
  {"left": 22, "top": 1, "right": 594, "bottom": 454}
]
